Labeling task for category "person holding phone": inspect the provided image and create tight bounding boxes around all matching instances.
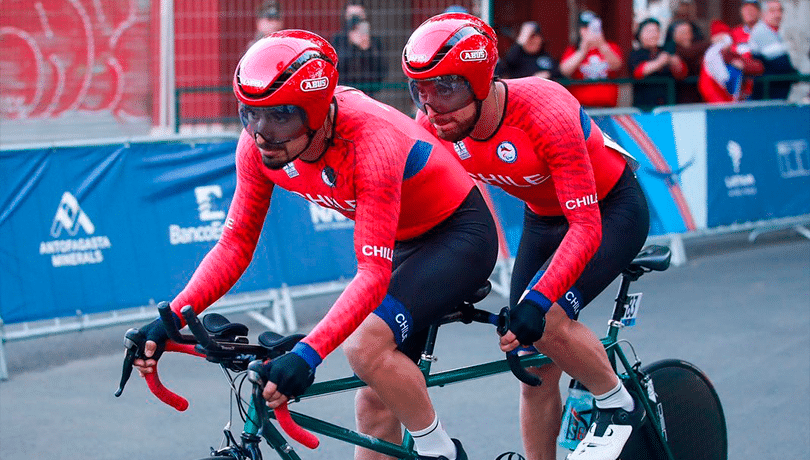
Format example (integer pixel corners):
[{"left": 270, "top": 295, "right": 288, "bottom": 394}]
[
  {"left": 332, "top": 1, "right": 388, "bottom": 96},
  {"left": 500, "top": 21, "right": 560, "bottom": 80},
  {"left": 559, "top": 11, "right": 624, "bottom": 107}
]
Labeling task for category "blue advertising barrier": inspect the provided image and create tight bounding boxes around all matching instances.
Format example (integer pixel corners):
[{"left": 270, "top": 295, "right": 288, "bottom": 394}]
[
  {"left": 593, "top": 112, "right": 697, "bottom": 236},
  {"left": 0, "top": 138, "right": 356, "bottom": 325},
  {"left": 2, "top": 103, "right": 809, "bottom": 327},
  {"left": 705, "top": 105, "right": 810, "bottom": 227},
  {"left": 482, "top": 103, "right": 809, "bottom": 261}
]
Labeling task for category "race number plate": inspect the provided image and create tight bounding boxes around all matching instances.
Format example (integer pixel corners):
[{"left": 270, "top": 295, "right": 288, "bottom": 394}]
[{"left": 621, "top": 293, "right": 643, "bottom": 326}]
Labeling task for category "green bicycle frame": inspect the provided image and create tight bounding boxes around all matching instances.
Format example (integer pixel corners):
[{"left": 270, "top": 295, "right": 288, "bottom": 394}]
[{"left": 238, "top": 270, "right": 676, "bottom": 460}]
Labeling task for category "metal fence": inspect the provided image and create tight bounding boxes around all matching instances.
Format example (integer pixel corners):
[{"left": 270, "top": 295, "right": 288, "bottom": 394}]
[
  {"left": 172, "top": 0, "right": 487, "bottom": 133},
  {"left": 0, "top": 0, "right": 486, "bottom": 145}
]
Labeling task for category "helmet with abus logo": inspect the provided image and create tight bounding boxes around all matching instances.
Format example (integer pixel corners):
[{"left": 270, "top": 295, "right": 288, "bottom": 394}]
[
  {"left": 402, "top": 13, "right": 498, "bottom": 101},
  {"left": 233, "top": 29, "right": 339, "bottom": 131}
]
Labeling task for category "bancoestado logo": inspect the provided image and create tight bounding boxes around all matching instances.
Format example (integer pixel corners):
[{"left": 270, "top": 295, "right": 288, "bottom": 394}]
[
  {"left": 39, "top": 192, "right": 112, "bottom": 267},
  {"left": 169, "top": 185, "right": 232, "bottom": 245}
]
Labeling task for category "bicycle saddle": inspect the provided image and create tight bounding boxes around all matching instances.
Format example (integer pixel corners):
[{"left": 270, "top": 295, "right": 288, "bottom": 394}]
[
  {"left": 627, "top": 245, "right": 672, "bottom": 272},
  {"left": 466, "top": 281, "right": 492, "bottom": 304}
]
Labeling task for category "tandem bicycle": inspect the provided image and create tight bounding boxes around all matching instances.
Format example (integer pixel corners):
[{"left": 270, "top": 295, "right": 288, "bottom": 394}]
[{"left": 116, "top": 245, "right": 727, "bottom": 459}]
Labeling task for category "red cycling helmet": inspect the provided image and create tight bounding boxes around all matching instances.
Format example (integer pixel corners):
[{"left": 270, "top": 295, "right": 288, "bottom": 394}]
[
  {"left": 233, "top": 30, "right": 339, "bottom": 131},
  {"left": 402, "top": 13, "right": 498, "bottom": 101}
]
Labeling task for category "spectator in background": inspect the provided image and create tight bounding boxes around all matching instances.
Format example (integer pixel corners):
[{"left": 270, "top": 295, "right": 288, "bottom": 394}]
[
  {"left": 634, "top": 0, "right": 672, "bottom": 43},
  {"left": 629, "top": 18, "right": 687, "bottom": 109},
  {"left": 731, "top": 0, "right": 761, "bottom": 46},
  {"left": 444, "top": 5, "right": 469, "bottom": 14},
  {"left": 748, "top": 0, "right": 798, "bottom": 100},
  {"left": 560, "top": 11, "right": 624, "bottom": 107},
  {"left": 663, "top": 0, "right": 705, "bottom": 49},
  {"left": 699, "top": 20, "right": 764, "bottom": 103},
  {"left": 669, "top": 19, "right": 709, "bottom": 103},
  {"left": 332, "top": 1, "right": 388, "bottom": 96},
  {"left": 249, "top": 1, "right": 284, "bottom": 48},
  {"left": 500, "top": 21, "right": 560, "bottom": 80}
]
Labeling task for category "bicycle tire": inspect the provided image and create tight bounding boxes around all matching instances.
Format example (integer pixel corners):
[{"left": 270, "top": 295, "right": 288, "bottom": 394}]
[
  {"left": 621, "top": 359, "right": 727, "bottom": 460},
  {"left": 191, "top": 457, "right": 239, "bottom": 460}
]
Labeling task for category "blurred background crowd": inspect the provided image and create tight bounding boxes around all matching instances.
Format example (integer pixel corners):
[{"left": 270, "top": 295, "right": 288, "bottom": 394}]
[
  {"left": 498, "top": 0, "right": 806, "bottom": 110},
  {"left": 1, "top": 0, "right": 808, "bottom": 145}
]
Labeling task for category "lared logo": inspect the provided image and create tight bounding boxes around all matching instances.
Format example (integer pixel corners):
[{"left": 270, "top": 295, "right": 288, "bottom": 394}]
[
  {"left": 301, "top": 77, "right": 329, "bottom": 92},
  {"left": 460, "top": 49, "right": 487, "bottom": 62}
]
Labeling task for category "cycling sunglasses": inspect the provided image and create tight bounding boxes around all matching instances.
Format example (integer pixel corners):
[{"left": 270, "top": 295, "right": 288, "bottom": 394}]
[
  {"left": 238, "top": 103, "right": 309, "bottom": 144},
  {"left": 408, "top": 75, "right": 475, "bottom": 114}
]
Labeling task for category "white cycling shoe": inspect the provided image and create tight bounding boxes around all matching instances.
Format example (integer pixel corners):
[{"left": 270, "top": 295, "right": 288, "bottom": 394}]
[{"left": 566, "top": 393, "right": 645, "bottom": 460}]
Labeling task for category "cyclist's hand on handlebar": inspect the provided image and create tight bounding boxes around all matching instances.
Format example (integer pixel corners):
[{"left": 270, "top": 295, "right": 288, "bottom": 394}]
[
  {"left": 252, "top": 343, "right": 318, "bottom": 407},
  {"left": 506, "top": 290, "right": 547, "bottom": 347},
  {"left": 132, "top": 313, "right": 180, "bottom": 375},
  {"left": 499, "top": 330, "right": 520, "bottom": 353},
  {"left": 133, "top": 340, "right": 159, "bottom": 375},
  {"left": 263, "top": 352, "right": 315, "bottom": 407}
]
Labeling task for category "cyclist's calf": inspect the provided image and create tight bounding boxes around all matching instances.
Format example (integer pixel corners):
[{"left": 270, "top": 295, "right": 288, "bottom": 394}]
[
  {"left": 531, "top": 304, "right": 618, "bottom": 396},
  {"left": 342, "top": 314, "right": 438, "bottom": 432}
]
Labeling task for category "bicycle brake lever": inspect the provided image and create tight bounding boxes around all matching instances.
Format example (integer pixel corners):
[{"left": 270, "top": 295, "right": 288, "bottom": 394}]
[
  {"left": 115, "top": 328, "right": 144, "bottom": 397},
  {"left": 497, "top": 306, "right": 510, "bottom": 336}
]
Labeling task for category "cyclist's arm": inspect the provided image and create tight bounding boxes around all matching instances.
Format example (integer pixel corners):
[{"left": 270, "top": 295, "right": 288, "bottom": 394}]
[
  {"left": 529, "top": 118, "right": 601, "bottom": 307},
  {"left": 299, "top": 138, "right": 402, "bottom": 361},
  {"left": 170, "top": 134, "right": 274, "bottom": 322}
]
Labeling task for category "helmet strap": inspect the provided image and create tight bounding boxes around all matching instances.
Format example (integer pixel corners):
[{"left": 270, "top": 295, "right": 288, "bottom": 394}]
[
  {"left": 299, "top": 100, "right": 336, "bottom": 163},
  {"left": 470, "top": 81, "right": 502, "bottom": 142}
]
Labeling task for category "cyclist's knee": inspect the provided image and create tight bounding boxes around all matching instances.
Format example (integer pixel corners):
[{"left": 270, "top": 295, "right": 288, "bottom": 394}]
[
  {"left": 343, "top": 317, "right": 396, "bottom": 378},
  {"left": 536, "top": 305, "right": 577, "bottom": 351}
]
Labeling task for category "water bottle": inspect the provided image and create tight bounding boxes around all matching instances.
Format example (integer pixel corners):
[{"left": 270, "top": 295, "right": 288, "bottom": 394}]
[{"left": 557, "top": 379, "right": 595, "bottom": 450}]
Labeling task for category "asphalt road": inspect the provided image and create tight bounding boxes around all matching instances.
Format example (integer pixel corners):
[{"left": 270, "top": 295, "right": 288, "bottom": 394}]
[{"left": 1, "top": 230, "right": 808, "bottom": 460}]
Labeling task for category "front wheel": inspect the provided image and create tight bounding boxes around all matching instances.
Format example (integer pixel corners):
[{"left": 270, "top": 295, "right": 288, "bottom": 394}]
[
  {"left": 621, "top": 359, "right": 727, "bottom": 460},
  {"left": 192, "top": 457, "right": 241, "bottom": 460},
  {"left": 192, "top": 457, "right": 240, "bottom": 460}
]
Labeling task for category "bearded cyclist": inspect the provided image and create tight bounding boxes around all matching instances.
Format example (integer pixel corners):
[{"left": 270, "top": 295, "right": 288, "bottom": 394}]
[
  {"left": 402, "top": 14, "right": 650, "bottom": 460},
  {"left": 132, "top": 30, "right": 498, "bottom": 460}
]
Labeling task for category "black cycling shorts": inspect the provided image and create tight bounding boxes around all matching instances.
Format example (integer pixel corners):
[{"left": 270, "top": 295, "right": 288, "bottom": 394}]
[
  {"left": 509, "top": 165, "right": 650, "bottom": 319},
  {"left": 372, "top": 186, "right": 499, "bottom": 362}
]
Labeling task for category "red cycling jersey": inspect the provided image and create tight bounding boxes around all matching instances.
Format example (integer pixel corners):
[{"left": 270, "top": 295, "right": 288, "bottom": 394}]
[
  {"left": 417, "top": 77, "right": 628, "bottom": 308},
  {"left": 172, "top": 87, "right": 473, "bottom": 361}
]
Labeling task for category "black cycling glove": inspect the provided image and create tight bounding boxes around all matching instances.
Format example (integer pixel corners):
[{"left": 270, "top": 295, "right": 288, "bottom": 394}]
[
  {"left": 266, "top": 352, "right": 316, "bottom": 398},
  {"left": 509, "top": 291, "right": 548, "bottom": 346},
  {"left": 137, "top": 311, "right": 181, "bottom": 361}
]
